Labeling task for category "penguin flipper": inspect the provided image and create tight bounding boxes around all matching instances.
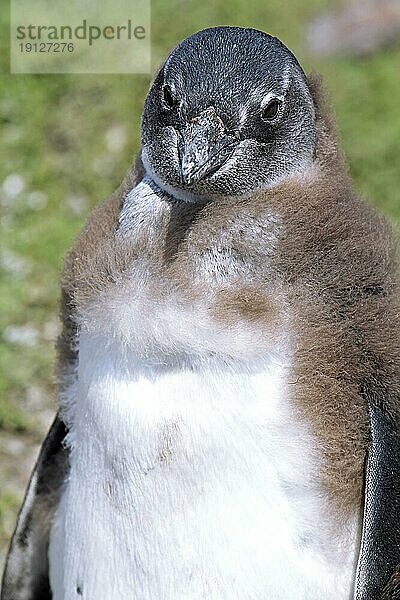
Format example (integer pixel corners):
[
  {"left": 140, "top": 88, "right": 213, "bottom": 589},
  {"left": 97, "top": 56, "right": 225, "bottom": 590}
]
[
  {"left": 355, "top": 404, "right": 400, "bottom": 600},
  {"left": 1, "top": 415, "right": 68, "bottom": 600}
]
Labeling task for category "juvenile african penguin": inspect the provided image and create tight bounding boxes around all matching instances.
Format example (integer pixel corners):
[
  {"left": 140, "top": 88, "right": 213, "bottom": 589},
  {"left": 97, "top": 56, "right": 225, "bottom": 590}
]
[{"left": 2, "top": 26, "right": 400, "bottom": 600}]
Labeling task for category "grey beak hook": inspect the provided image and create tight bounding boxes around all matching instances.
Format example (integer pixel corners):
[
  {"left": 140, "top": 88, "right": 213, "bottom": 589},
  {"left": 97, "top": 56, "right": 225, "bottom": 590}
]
[{"left": 179, "top": 107, "right": 237, "bottom": 185}]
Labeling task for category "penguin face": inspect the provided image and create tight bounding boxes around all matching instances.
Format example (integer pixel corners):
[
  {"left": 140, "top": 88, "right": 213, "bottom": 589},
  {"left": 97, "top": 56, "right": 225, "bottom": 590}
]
[{"left": 141, "top": 27, "right": 316, "bottom": 201}]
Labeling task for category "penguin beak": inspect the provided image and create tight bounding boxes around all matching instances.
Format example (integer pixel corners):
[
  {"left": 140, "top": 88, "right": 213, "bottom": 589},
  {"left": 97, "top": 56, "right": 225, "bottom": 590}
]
[{"left": 179, "top": 107, "right": 237, "bottom": 185}]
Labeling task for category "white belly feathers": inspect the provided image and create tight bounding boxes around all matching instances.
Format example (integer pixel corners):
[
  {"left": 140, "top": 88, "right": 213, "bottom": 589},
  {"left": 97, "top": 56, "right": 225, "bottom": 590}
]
[{"left": 49, "top": 332, "right": 357, "bottom": 599}]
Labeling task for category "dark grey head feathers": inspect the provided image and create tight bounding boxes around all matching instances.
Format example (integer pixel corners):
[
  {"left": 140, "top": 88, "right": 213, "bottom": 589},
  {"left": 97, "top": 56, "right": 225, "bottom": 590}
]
[{"left": 141, "top": 27, "right": 316, "bottom": 201}]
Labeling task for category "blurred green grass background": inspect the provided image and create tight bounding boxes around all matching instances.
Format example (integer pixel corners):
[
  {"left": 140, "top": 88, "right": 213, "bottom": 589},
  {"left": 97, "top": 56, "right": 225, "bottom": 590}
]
[{"left": 1, "top": 0, "right": 399, "bottom": 560}]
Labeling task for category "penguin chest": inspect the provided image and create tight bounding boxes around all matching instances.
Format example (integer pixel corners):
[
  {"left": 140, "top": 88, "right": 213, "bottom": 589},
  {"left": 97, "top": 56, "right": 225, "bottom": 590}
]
[{"left": 49, "top": 333, "right": 357, "bottom": 600}]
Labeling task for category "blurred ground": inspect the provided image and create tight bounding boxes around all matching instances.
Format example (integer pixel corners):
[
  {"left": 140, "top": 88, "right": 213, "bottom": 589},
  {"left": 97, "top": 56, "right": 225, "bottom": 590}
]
[
  {"left": 308, "top": 0, "right": 400, "bottom": 56},
  {"left": 1, "top": 0, "right": 400, "bottom": 573}
]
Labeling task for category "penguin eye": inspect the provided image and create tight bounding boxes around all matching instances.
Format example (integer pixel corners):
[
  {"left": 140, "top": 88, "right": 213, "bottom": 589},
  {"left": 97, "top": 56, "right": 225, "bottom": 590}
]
[
  {"left": 261, "top": 98, "right": 281, "bottom": 121},
  {"left": 162, "top": 84, "right": 177, "bottom": 110}
]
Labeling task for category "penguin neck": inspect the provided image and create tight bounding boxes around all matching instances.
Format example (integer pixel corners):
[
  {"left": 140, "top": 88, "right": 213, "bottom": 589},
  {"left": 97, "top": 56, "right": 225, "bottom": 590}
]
[{"left": 140, "top": 150, "right": 319, "bottom": 205}]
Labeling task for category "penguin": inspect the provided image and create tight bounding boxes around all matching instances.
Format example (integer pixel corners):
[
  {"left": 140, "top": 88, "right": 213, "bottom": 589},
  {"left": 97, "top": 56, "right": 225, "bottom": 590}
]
[{"left": 2, "top": 26, "right": 400, "bottom": 600}]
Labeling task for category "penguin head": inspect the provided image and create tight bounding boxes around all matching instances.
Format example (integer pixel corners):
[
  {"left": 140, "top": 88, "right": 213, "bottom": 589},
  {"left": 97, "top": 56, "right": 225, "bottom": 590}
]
[{"left": 141, "top": 26, "right": 316, "bottom": 201}]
